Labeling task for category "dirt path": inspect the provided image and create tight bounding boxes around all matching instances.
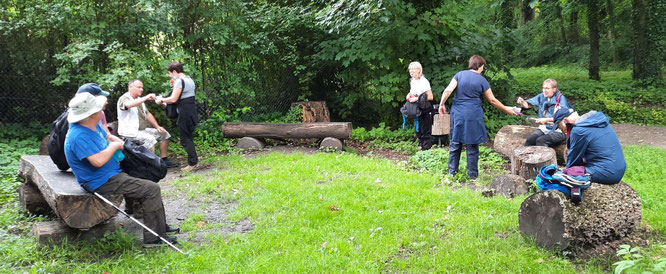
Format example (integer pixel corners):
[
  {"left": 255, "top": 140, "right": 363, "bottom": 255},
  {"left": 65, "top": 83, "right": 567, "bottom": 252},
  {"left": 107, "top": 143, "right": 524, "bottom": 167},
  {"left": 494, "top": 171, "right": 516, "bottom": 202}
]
[{"left": 611, "top": 123, "right": 666, "bottom": 149}]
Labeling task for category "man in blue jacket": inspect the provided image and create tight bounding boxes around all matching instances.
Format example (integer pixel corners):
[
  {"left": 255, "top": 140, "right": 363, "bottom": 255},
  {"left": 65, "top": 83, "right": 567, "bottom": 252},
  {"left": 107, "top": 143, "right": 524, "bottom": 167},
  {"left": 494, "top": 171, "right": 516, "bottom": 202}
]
[{"left": 553, "top": 108, "right": 626, "bottom": 184}]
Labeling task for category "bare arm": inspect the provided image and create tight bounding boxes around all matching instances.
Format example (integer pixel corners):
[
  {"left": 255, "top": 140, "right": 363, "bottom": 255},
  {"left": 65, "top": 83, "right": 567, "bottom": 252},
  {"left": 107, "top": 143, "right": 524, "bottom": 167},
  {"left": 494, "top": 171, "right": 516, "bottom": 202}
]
[
  {"left": 483, "top": 88, "right": 517, "bottom": 115},
  {"left": 426, "top": 89, "right": 433, "bottom": 101},
  {"left": 123, "top": 94, "right": 156, "bottom": 109},
  {"left": 86, "top": 141, "right": 123, "bottom": 167},
  {"left": 159, "top": 87, "right": 182, "bottom": 104},
  {"left": 146, "top": 112, "right": 166, "bottom": 134},
  {"left": 438, "top": 78, "right": 458, "bottom": 114}
]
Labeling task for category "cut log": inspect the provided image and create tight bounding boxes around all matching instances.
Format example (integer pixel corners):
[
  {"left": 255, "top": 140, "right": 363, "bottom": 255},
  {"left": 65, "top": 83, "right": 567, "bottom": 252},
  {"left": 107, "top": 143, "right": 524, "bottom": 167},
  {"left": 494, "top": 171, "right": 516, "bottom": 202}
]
[
  {"left": 511, "top": 146, "right": 556, "bottom": 180},
  {"left": 519, "top": 182, "right": 642, "bottom": 251},
  {"left": 320, "top": 137, "right": 343, "bottom": 150},
  {"left": 33, "top": 214, "right": 143, "bottom": 244},
  {"left": 494, "top": 125, "right": 567, "bottom": 165},
  {"left": 221, "top": 122, "right": 352, "bottom": 140},
  {"left": 39, "top": 135, "right": 49, "bottom": 155},
  {"left": 236, "top": 137, "right": 265, "bottom": 150},
  {"left": 432, "top": 114, "right": 450, "bottom": 136},
  {"left": 18, "top": 183, "right": 52, "bottom": 215},
  {"left": 18, "top": 155, "right": 122, "bottom": 229},
  {"left": 291, "top": 101, "right": 330, "bottom": 122},
  {"left": 488, "top": 174, "right": 529, "bottom": 198}
]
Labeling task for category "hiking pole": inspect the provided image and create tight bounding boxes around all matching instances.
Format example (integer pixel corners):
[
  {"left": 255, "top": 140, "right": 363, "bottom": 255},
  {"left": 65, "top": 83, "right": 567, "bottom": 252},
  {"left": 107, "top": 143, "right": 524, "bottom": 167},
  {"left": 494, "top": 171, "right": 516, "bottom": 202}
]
[{"left": 82, "top": 185, "right": 186, "bottom": 255}]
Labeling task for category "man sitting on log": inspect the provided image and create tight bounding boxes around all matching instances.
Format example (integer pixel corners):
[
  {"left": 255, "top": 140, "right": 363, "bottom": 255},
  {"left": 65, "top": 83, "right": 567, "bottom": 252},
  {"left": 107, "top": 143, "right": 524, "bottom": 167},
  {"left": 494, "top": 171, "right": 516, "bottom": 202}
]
[
  {"left": 117, "top": 79, "right": 178, "bottom": 168},
  {"left": 64, "top": 91, "right": 178, "bottom": 246},
  {"left": 554, "top": 108, "right": 627, "bottom": 184}
]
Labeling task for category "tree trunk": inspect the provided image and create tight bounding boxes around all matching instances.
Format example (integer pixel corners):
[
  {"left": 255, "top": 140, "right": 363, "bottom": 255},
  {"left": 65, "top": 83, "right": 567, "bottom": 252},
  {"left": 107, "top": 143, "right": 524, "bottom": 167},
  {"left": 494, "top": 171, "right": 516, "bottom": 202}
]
[
  {"left": 511, "top": 146, "right": 557, "bottom": 180},
  {"left": 519, "top": 182, "right": 642, "bottom": 251},
  {"left": 588, "top": 0, "right": 601, "bottom": 80},
  {"left": 520, "top": 0, "right": 535, "bottom": 25},
  {"left": 606, "top": 0, "right": 619, "bottom": 65},
  {"left": 553, "top": 0, "right": 568, "bottom": 45},
  {"left": 569, "top": 9, "right": 580, "bottom": 42},
  {"left": 494, "top": 125, "right": 567, "bottom": 165},
  {"left": 632, "top": 0, "right": 650, "bottom": 79},
  {"left": 291, "top": 101, "right": 331, "bottom": 122},
  {"left": 221, "top": 122, "right": 352, "bottom": 140},
  {"left": 18, "top": 183, "right": 51, "bottom": 215},
  {"left": 18, "top": 155, "right": 123, "bottom": 229}
]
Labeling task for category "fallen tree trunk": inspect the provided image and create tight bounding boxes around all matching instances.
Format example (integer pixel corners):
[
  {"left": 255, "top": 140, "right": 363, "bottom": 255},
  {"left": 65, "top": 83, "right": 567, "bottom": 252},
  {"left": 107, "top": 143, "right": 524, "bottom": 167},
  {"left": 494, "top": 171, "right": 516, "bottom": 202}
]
[
  {"left": 518, "top": 182, "right": 642, "bottom": 251},
  {"left": 18, "top": 155, "right": 122, "bottom": 229},
  {"left": 221, "top": 122, "right": 352, "bottom": 140},
  {"left": 18, "top": 183, "right": 52, "bottom": 215},
  {"left": 511, "top": 146, "right": 557, "bottom": 180}
]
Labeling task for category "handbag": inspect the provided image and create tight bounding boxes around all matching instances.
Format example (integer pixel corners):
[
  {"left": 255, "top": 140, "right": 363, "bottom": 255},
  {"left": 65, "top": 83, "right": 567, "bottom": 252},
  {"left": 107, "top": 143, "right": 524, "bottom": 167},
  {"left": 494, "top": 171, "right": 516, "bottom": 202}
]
[{"left": 165, "top": 78, "right": 185, "bottom": 119}]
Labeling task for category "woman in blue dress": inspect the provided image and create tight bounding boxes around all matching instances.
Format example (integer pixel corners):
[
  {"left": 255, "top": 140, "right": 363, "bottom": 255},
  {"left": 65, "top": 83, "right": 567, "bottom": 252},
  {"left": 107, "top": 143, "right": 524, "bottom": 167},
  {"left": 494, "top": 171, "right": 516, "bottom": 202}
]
[{"left": 438, "top": 55, "right": 518, "bottom": 179}]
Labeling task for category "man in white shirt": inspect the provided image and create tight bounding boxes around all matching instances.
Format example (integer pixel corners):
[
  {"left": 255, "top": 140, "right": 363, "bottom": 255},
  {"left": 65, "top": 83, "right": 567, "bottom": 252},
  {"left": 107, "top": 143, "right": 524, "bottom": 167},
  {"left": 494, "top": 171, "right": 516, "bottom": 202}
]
[{"left": 117, "top": 79, "right": 178, "bottom": 168}]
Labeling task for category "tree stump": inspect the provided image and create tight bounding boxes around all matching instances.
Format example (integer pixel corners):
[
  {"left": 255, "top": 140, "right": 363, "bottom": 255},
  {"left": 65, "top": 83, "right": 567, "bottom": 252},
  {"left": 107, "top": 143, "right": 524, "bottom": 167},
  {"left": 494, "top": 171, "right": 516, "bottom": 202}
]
[
  {"left": 18, "top": 183, "right": 52, "bottom": 215},
  {"left": 39, "top": 135, "right": 49, "bottom": 155},
  {"left": 487, "top": 174, "right": 529, "bottom": 198},
  {"left": 320, "top": 137, "right": 343, "bottom": 150},
  {"left": 291, "top": 101, "right": 330, "bottom": 122},
  {"left": 494, "top": 125, "right": 535, "bottom": 157},
  {"left": 494, "top": 125, "right": 567, "bottom": 165},
  {"left": 236, "top": 137, "right": 265, "bottom": 150},
  {"left": 518, "top": 182, "right": 642, "bottom": 251},
  {"left": 511, "top": 146, "right": 556, "bottom": 180}
]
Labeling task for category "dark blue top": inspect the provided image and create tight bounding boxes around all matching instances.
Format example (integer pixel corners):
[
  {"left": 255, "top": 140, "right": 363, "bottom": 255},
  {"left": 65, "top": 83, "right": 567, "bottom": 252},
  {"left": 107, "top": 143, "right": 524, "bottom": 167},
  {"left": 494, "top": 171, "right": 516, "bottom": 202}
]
[
  {"left": 449, "top": 70, "right": 491, "bottom": 144},
  {"left": 65, "top": 123, "right": 123, "bottom": 190},
  {"left": 566, "top": 111, "right": 626, "bottom": 184},
  {"left": 525, "top": 90, "right": 570, "bottom": 131}
]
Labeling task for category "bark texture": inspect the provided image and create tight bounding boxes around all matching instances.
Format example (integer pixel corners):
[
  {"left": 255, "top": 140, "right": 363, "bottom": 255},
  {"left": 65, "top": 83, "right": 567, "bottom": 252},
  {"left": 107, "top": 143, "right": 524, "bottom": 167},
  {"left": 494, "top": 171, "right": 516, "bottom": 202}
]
[
  {"left": 488, "top": 174, "right": 529, "bottom": 198},
  {"left": 18, "top": 155, "right": 122, "bottom": 229},
  {"left": 511, "top": 146, "right": 557, "bottom": 180},
  {"left": 519, "top": 182, "right": 641, "bottom": 251},
  {"left": 18, "top": 183, "right": 52, "bottom": 215},
  {"left": 494, "top": 125, "right": 567, "bottom": 165},
  {"left": 291, "top": 101, "right": 330, "bottom": 122},
  {"left": 236, "top": 137, "right": 265, "bottom": 150},
  {"left": 221, "top": 122, "right": 352, "bottom": 140}
]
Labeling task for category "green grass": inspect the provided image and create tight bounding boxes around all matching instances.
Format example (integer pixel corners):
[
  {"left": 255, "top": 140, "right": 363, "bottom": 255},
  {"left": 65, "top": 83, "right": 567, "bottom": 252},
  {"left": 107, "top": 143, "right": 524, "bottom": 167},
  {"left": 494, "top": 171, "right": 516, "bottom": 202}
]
[{"left": 622, "top": 145, "right": 666, "bottom": 235}]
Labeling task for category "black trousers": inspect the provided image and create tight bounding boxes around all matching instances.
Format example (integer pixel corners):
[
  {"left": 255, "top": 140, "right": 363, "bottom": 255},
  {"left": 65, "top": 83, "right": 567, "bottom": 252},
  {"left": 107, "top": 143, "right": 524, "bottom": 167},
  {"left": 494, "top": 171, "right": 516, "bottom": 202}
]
[
  {"left": 177, "top": 99, "right": 199, "bottom": 166},
  {"left": 95, "top": 172, "right": 167, "bottom": 243},
  {"left": 525, "top": 129, "right": 566, "bottom": 147},
  {"left": 418, "top": 110, "right": 433, "bottom": 150}
]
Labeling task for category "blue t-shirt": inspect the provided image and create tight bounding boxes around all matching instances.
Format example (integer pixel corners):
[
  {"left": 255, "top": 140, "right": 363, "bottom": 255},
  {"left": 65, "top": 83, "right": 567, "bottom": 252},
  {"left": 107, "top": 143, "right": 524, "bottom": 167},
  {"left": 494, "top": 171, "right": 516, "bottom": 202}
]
[{"left": 64, "top": 123, "right": 122, "bottom": 190}]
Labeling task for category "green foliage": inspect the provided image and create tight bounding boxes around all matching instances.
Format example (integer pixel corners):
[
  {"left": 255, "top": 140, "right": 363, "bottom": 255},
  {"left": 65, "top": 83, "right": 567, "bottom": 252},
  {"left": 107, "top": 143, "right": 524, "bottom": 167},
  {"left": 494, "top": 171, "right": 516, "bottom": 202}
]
[
  {"left": 0, "top": 123, "right": 47, "bottom": 202},
  {"left": 351, "top": 123, "right": 418, "bottom": 154},
  {"left": 408, "top": 146, "right": 507, "bottom": 183},
  {"left": 613, "top": 244, "right": 666, "bottom": 274}
]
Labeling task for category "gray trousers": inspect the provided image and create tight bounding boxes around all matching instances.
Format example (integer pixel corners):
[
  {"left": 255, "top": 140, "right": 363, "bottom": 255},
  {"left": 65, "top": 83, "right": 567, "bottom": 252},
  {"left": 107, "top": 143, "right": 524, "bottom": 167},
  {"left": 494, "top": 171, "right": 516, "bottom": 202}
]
[{"left": 96, "top": 172, "right": 167, "bottom": 243}]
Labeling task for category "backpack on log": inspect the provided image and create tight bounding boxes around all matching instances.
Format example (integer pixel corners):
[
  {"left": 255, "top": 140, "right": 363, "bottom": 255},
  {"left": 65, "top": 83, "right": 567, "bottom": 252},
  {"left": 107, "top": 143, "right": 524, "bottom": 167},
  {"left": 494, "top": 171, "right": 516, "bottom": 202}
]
[
  {"left": 120, "top": 140, "right": 167, "bottom": 182},
  {"left": 48, "top": 111, "right": 70, "bottom": 171}
]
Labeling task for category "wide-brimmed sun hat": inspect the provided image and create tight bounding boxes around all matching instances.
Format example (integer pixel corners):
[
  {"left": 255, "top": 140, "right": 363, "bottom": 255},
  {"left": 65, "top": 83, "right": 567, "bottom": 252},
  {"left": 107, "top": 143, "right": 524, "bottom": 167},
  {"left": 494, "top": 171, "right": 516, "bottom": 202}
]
[
  {"left": 67, "top": 92, "right": 107, "bottom": 123},
  {"left": 76, "top": 83, "right": 110, "bottom": 97}
]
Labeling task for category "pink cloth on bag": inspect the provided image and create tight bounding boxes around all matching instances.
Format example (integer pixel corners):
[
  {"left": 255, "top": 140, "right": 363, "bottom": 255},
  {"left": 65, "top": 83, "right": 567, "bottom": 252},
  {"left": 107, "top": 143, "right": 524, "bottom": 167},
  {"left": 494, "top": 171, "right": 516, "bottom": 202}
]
[{"left": 563, "top": 166, "right": 586, "bottom": 176}]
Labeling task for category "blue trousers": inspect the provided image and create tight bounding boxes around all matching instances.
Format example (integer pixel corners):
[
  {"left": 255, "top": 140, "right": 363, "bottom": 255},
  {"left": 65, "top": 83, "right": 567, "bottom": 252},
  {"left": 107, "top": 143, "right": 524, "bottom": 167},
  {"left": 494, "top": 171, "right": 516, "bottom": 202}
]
[{"left": 448, "top": 141, "right": 479, "bottom": 179}]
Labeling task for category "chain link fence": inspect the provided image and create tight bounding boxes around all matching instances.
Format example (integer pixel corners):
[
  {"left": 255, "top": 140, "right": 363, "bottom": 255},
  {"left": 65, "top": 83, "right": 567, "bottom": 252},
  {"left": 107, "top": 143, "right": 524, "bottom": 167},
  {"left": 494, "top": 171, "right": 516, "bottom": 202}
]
[{"left": 0, "top": 75, "right": 298, "bottom": 126}]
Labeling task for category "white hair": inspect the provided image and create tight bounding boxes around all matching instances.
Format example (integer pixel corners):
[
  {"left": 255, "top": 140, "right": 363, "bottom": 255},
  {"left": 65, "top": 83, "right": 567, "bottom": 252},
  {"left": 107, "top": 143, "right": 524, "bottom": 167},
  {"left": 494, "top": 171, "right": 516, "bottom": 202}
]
[{"left": 408, "top": 61, "right": 423, "bottom": 78}]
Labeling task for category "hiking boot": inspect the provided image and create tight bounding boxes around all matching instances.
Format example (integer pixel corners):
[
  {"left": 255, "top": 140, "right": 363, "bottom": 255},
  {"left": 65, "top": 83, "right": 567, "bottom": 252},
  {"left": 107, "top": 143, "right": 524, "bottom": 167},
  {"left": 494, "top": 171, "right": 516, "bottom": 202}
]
[
  {"left": 144, "top": 236, "right": 178, "bottom": 247},
  {"left": 166, "top": 225, "right": 180, "bottom": 234},
  {"left": 162, "top": 157, "right": 179, "bottom": 168}
]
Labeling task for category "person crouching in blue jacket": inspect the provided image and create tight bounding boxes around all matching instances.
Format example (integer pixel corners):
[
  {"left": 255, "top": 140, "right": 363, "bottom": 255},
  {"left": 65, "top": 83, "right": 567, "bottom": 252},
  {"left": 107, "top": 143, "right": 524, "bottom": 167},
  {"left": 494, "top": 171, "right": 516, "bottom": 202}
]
[{"left": 553, "top": 108, "right": 627, "bottom": 184}]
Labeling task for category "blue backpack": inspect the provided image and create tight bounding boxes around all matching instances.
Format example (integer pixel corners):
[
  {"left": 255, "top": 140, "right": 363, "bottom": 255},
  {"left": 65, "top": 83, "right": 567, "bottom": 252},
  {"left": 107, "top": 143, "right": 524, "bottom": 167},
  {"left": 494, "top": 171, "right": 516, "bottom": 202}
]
[{"left": 536, "top": 165, "right": 591, "bottom": 205}]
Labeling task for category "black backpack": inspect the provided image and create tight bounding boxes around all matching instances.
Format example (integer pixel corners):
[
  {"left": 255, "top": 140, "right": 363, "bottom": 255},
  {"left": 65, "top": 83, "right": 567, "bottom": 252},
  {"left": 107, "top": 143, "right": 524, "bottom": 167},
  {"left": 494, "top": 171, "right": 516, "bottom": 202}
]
[
  {"left": 48, "top": 110, "right": 70, "bottom": 171},
  {"left": 120, "top": 140, "right": 167, "bottom": 182}
]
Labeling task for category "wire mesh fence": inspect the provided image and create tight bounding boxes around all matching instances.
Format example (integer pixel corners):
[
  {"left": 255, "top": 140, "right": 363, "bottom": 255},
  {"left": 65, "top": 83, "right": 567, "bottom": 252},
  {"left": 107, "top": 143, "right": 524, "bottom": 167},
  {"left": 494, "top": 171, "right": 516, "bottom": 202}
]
[{"left": 0, "top": 75, "right": 298, "bottom": 126}]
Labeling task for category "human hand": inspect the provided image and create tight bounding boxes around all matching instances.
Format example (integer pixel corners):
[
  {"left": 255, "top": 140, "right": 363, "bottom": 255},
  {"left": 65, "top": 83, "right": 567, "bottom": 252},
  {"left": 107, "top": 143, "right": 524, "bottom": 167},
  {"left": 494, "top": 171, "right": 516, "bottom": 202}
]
[
  {"left": 409, "top": 97, "right": 418, "bottom": 103},
  {"left": 157, "top": 126, "right": 166, "bottom": 134},
  {"left": 145, "top": 93, "right": 156, "bottom": 101},
  {"left": 110, "top": 140, "right": 124, "bottom": 150},
  {"left": 439, "top": 105, "right": 446, "bottom": 114}
]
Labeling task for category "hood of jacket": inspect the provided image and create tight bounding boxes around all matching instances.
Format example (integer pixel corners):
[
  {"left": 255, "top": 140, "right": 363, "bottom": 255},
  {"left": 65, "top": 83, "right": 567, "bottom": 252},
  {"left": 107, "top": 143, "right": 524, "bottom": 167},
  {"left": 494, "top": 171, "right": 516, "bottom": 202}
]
[{"left": 575, "top": 111, "right": 609, "bottom": 128}]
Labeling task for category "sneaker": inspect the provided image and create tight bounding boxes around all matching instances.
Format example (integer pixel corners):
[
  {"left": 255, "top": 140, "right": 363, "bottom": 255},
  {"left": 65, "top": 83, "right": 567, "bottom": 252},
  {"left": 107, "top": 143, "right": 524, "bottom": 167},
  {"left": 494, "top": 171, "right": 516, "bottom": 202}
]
[
  {"left": 166, "top": 225, "right": 180, "bottom": 234},
  {"left": 182, "top": 164, "right": 197, "bottom": 172},
  {"left": 144, "top": 235, "right": 178, "bottom": 247},
  {"left": 162, "top": 157, "right": 179, "bottom": 168}
]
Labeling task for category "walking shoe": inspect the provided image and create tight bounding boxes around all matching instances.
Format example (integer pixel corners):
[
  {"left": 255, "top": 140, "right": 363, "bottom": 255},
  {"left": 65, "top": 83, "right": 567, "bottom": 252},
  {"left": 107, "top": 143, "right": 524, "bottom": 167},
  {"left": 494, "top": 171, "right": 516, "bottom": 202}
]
[
  {"left": 162, "top": 157, "right": 179, "bottom": 168},
  {"left": 166, "top": 225, "right": 180, "bottom": 234},
  {"left": 182, "top": 164, "right": 197, "bottom": 172},
  {"left": 144, "top": 236, "right": 178, "bottom": 247}
]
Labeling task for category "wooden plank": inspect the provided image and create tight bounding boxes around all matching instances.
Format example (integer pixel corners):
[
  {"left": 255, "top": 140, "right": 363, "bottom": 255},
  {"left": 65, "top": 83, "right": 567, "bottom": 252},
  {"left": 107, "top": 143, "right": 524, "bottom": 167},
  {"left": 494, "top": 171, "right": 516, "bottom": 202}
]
[{"left": 18, "top": 155, "right": 122, "bottom": 229}]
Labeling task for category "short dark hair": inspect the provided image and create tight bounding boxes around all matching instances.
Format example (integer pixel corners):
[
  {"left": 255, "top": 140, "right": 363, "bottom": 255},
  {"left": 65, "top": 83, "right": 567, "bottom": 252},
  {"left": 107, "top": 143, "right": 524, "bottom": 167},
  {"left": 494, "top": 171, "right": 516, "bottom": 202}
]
[
  {"left": 468, "top": 55, "right": 486, "bottom": 70},
  {"left": 166, "top": 61, "right": 184, "bottom": 73}
]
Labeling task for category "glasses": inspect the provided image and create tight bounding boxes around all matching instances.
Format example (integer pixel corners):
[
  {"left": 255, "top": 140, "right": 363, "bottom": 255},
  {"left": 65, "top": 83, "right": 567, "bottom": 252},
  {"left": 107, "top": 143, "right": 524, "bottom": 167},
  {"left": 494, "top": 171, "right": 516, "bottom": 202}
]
[{"left": 409, "top": 69, "right": 420, "bottom": 72}]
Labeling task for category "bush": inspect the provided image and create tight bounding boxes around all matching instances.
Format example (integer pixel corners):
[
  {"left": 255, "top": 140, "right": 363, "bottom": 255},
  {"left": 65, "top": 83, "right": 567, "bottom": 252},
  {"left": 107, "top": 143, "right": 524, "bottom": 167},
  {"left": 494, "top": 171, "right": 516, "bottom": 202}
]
[{"left": 408, "top": 146, "right": 506, "bottom": 182}]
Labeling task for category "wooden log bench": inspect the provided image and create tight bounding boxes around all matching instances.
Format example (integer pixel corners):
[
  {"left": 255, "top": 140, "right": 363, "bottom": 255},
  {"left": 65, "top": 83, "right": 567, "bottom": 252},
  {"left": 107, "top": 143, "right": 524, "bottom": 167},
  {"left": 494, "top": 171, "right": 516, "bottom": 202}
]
[
  {"left": 518, "top": 182, "right": 641, "bottom": 251},
  {"left": 18, "top": 155, "right": 125, "bottom": 243},
  {"left": 494, "top": 125, "right": 568, "bottom": 165},
  {"left": 221, "top": 122, "right": 352, "bottom": 150}
]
